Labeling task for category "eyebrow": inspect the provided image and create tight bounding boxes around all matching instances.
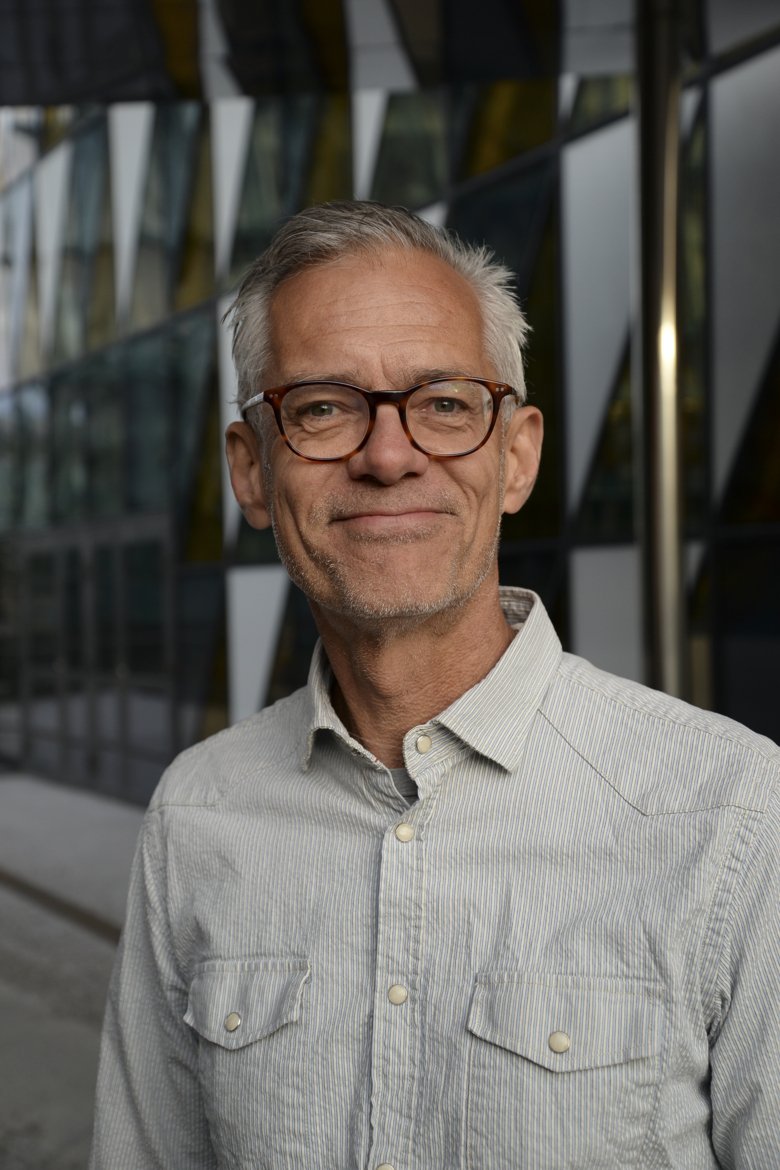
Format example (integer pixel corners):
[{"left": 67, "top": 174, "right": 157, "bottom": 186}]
[{"left": 273, "top": 368, "right": 482, "bottom": 388}]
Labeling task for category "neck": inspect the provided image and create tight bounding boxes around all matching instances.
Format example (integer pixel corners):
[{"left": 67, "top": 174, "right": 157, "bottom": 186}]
[{"left": 312, "top": 578, "right": 514, "bottom": 767}]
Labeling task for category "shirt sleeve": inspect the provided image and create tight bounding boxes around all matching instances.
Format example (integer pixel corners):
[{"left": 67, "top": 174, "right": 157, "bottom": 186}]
[
  {"left": 89, "top": 808, "right": 218, "bottom": 1169},
  {"left": 709, "top": 775, "right": 780, "bottom": 1169}
]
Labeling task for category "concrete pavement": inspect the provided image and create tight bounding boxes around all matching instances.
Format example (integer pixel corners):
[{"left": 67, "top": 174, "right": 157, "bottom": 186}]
[{"left": 0, "top": 773, "right": 144, "bottom": 1169}]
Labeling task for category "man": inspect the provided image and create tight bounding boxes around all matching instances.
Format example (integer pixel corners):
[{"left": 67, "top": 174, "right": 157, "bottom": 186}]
[{"left": 91, "top": 202, "right": 779, "bottom": 1169}]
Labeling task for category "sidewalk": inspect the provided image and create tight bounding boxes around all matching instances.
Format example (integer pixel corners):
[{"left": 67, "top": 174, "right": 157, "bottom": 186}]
[{"left": 0, "top": 773, "right": 145, "bottom": 1170}]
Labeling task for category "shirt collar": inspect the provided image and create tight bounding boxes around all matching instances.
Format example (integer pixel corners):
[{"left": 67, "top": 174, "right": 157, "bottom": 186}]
[{"left": 299, "top": 587, "right": 562, "bottom": 772}]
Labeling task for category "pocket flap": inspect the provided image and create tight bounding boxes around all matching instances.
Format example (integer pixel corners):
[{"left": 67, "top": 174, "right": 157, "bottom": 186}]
[
  {"left": 467, "top": 974, "right": 662, "bottom": 1072},
  {"left": 184, "top": 957, "right": 310, "bottom": 1050}
]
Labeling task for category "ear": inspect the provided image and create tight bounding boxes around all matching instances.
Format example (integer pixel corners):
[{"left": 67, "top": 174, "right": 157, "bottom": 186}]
[
  {"left": 225, "top": 421, "right": 272, "bottom": 530},
  {"left": 502, "top": 405, "right": 543, "bottom": 515}
]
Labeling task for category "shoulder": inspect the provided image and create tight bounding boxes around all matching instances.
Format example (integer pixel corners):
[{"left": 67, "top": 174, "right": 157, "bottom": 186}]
[
  {"left": 148, "top": 685, "right": 310, "bottom": 811},
  {"left": 540, "top": 653, "right": 780, "bottom": 815}
]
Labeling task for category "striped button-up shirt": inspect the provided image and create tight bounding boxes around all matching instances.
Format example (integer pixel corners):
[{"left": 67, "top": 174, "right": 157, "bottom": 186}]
[{"left": 90, "top": 588, "right": 780, "bottom": 1169}]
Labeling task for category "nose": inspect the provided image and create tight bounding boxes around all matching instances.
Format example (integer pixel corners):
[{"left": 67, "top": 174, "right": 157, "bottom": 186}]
[{"left": 347, "top": 403, "right": 429, "bottom": 484}]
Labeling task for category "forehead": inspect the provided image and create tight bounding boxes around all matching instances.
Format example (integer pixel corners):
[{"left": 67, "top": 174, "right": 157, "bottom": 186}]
[{"left": 266, "top": 247, "right": 490, "bottom": 383}]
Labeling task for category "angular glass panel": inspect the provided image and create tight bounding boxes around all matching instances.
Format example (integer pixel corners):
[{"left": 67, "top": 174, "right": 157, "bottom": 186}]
[
  {"left": 456, "top": 80, "right": 556, "bottom": 180},
  {"left": 707, "top": 0, "right": 780, "bottom": 56},
  {"left": 575, "top": 349, "right": 635, "bottom": 544},
  {"left": 370, "top": 91, "right": 447, "bottom": 208},
  {"left": 569, "top": 75, "right": 633, "bottom": 133},
  {"left": 389, "top": 0, "right": 442, "bottom": 85},
  {"left": 17, "top": 382, "right": 49, "bottom": 530},
  {"left": 131, "top": 104, "right": 206, "bottom": 330},
  {"left": 53, "top": 116, "right": 115, "bottom": 362},
  {"left": 713, "top": 538, "right": 780, "bottom": 742},
  {"left": 230, "top": 94, "right": 344, "bottom": 283},
  {"left": 174, "top": 107, "right": 214, "bottom": 312},
  {"left": 124, "top": 541, "right": 165, "bottom": 677},
  {"left": 720, "top": 332, "right": 780, "bottom": 524}
]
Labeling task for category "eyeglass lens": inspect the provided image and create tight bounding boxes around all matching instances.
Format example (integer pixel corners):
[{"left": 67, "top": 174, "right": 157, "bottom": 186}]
[{"left": 279, "top": 380, "right": 494, "bottom": 458}]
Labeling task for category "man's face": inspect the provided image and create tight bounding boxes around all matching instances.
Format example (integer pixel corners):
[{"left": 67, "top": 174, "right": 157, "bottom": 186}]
[{"left": 230, "top": 247, "right": 541, "bottom": 632}]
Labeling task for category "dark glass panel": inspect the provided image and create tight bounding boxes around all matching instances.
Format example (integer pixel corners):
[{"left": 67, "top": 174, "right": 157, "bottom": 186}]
[
  {"left": 18, "top": 205, "right": 40, "bottom": 379},
  {"left": 124, "top": 541, "right": 165, "bottom": 677},
  {"left": 151, "top": 0, "right": 201, "bottom": 97},
  {"left": 0, "top": 393, "right": 19, "bottom": 530},
  {"left": 457, "top": 80, "right": 556, "bottom": 180},
  {"left": 679, "top": 107, "right": 708, "bottom": 534},
  {"left": 503, "top": 204, "right": 561, "bottom": 541},
  {"left": 131, "top": 104, "right": 205, "bottom": 330},
  {"left": 265, "top": 582, "right": 317, "bottom": 705},
  {"left": 216, "top": 0, "right": 347, "bottom": 93},
  {"left": 303, "top": 93, "right": 351, "bottom": 207},
  {"left": 570, "top": 76, "right": 633, "bottom": 133},
  {"left": 575, "top": 348, "right": 636, "bottom": 544},
  {"left": 172, "top": 309, "right": 218, "bottom": 507},
  {"left": 127, "top": 754, "right": 166, "bottom": 805},
  {"left": 448, "top": 158, "right": 556, "bottom": 299},
  {"left": 707, "top": 0, "right": 780, "bottom": 57},
  {"left": 444, "top": 0, "right": 557, "bottom": 82},
  {"left": 27, "top": 551, "right": 58, "bottom": 674},
  {"left": 176, "top": 566, "right": 227, "bottom": 744},
  {"left": 94, "top": 545, "right": 118, "bottom": 675},
  {"left": 51, "top": 370, "right": 89, "bottom": 523},
  {"left": 687, "top": 553, "right": 713, "bottom": 713},
  {"left": 498, "top": 544, "right": 568, "bottom": 645},
  {"left": 230, "top": 94, "right": 330, "bottom": 282},
  {"left": 53, "top": 118, "right": 115, "bottom": 362},
  {"left": 90, "top": 352, "right": 125, "bottom": 518},
  {"left": 370, "top": 91, "right": 447, "bottom": 208},
  {"left": 234, "top": 514, "right": 279, "bottom": 564},
  {"left": 17, "top": 382, "right": 49, "bottom": 530},
  {"left": 174, "top": 108, "right": 215, "bottom": 312},
  {"left": 720, "top": 328, "right": 780, "bottom": 525},
  {"left": 127, "top": 687, "right": 171, "bottom": 754},
  {"left": 183, "top": 382, "right": 223, "bottom": 563},
  {"left": 63, "top": 549, "right": 84, "bottom": 672},
  {"left": 389, "top": 0, "right": 442, "bottom": 86},
  {"left": 713, "top": 538, "right": 780, "bottom": 742},
  {"left": 126, "top": 332, "right": 171, "bottom": 513}
]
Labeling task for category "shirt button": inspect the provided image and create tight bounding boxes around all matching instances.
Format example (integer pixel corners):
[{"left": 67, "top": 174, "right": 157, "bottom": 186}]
[
  {"left": 224, "top": 1012, "right": 242, "bottom": 1032},
  {"left": 376, "top": 1164, "right": 395, "bottom": 1170},
  {"left": 548, "top": 1030, "right": 571, "bottom": 1054},
  {"left": 394, "top": 822, "right": 414, "bottom": 842},
  {"left": 415, "top": 733, "right": 432, "bottom": 753},
  {"left": 387, "top": 983, "right": 408, "bottom": 1005}
]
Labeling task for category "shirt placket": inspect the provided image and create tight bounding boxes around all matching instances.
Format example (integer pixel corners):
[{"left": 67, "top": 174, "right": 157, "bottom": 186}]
[{"left": 366, "top": 725, "right": 451, "bottom": 1170}]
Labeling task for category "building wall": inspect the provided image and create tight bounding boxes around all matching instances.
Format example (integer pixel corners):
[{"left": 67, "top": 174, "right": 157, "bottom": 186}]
[{"left": 1, "top": 1, "right": 779, "bottom": 801}]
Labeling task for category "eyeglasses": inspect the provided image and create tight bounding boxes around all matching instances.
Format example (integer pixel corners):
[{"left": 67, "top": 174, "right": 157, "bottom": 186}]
[{"left": 240, "top": 377, "right": 519, "bottom": 462}]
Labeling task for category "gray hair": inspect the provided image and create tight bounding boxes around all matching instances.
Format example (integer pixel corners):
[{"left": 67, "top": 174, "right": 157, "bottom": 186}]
[{"left": 225, "top": 201, "right": 529, "bottom": 409}]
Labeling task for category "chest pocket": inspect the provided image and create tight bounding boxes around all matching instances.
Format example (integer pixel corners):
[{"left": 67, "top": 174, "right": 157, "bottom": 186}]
[
  {"left": 465, "top": 973, "right": 663, "bottom": 1170},
  {"left": 184, "top": 958, "right": 311, "bottom": 1167}
]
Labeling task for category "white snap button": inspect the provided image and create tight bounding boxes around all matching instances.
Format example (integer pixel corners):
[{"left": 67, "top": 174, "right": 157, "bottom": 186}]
[
  {"left": 376, "top": 1164, "right": 395, "bottom": 1170},
  {"left": 415, "top": 733, "right": 432, "bottom": 753},
  {"left": 224, "top": 1012, "right": 242, "bottom": 1032},
  {"left": 548, "top": 1030, "right": 570, "bottom": 1054},
  {"left": 394, "top": 823, "right": 414, "bottom": 842},
  {"left": 388, "top": 983, "right": 408, "bottom": 1005}
]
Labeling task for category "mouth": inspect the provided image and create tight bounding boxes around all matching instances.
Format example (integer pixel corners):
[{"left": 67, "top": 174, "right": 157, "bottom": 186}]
[{"left": 333, "top": 508, "right": 451, "bottom": 535}]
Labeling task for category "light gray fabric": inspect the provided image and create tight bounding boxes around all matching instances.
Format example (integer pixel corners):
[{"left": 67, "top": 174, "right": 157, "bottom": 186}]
[{"left": 90, "top": 588, "right": 780, "bottom": 1170}]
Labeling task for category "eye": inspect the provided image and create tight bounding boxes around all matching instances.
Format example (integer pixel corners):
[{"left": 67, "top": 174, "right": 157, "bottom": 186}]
[{"left": 431, "top": 397, "right": 464, "bottom": 413}]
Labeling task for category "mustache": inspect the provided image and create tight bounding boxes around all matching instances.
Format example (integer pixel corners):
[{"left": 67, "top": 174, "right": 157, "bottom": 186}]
[{"left": 313, "top": 490, "right": 460, "bottom": 522}]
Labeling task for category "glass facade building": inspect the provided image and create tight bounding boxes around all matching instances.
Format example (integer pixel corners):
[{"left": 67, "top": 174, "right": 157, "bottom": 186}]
[{"left": 1, "top": 1, "right": 779, "bottom": 803}]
